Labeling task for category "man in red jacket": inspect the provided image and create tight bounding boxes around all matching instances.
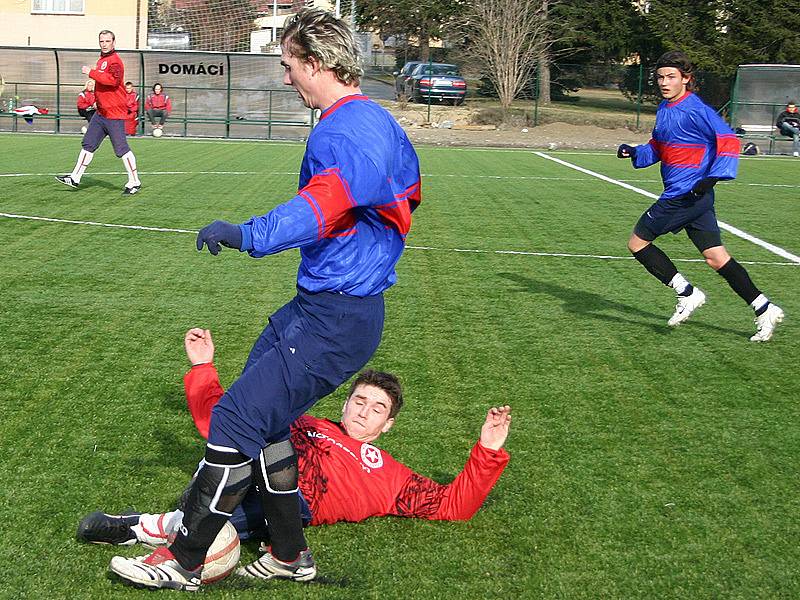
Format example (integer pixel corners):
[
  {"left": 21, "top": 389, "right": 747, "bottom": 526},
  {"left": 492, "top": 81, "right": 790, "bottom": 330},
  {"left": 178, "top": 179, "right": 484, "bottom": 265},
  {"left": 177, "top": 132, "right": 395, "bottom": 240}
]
[
  {"left": 78, "top": 328, "right": 511, "bottom": 548},
  {"left": 56, "top": 30, "right": 142, "bottom": 195},
  {"left": 124, "top": 81, "right": 139, "bottom": 136},
  {"left": 76, "top": 80, "right": 96, "bottom": 133}
]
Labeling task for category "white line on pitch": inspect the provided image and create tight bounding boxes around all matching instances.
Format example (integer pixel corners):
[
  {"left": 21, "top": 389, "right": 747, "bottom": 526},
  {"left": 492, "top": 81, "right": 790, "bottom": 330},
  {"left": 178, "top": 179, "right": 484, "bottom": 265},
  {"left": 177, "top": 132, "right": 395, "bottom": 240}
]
[
  {"left": 1, "top": 211, "right": 796, "bottom": 266},
  {"left": 533, "top": 151, "right": 800, "bottom": 264}
]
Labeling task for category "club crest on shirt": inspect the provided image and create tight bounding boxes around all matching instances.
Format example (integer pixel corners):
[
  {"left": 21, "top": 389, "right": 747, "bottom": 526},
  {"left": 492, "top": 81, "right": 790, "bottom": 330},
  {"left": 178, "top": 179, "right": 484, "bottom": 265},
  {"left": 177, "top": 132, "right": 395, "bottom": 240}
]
[
  {"left": 100, "top": 60, "right": 107, "bottom": 70},
  {"left": 360, "top": 443, "right": 383, "bottom": 469}
]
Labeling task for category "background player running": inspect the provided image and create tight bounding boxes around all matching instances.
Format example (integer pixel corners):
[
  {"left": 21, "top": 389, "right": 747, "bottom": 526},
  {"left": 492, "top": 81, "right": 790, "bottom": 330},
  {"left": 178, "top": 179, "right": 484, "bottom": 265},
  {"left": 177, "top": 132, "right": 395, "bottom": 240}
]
[
  {"left": 56, "top": 30, "right": 142, "bottom": 195},
  {"left": 77, "top": 328, "right": 510, "bottom": 549},
  {"left": 617, "top": 51, "right": 784, "bottom": 342}
]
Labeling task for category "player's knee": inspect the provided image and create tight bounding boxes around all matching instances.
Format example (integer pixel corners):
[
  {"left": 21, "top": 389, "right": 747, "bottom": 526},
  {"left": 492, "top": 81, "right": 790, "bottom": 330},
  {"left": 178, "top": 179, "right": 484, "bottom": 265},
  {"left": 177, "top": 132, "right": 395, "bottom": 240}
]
[
  {"left": 196, "top": 445, "right": 253, "bottom": 515},
  {"left": 258, "top": 440, "right": 298, "bottom": 493}
]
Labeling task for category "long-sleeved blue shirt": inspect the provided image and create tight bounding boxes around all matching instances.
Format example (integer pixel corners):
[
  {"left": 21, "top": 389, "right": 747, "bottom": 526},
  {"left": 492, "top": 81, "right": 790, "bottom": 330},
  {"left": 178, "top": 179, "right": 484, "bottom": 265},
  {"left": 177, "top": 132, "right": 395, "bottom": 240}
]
[
  {"left": 239, "top": 94, "right": 421, "bottom": 297},
  {"left": 632, "top": 92, "right": 740, "bottom": 200}
]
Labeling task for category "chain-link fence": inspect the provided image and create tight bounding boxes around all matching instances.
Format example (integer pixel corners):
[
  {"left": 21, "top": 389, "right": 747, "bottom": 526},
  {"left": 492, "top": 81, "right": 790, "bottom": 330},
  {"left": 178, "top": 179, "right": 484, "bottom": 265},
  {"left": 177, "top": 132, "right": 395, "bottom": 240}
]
[{"left": 0, "top": 46, "right": 315, "bottom": 140}]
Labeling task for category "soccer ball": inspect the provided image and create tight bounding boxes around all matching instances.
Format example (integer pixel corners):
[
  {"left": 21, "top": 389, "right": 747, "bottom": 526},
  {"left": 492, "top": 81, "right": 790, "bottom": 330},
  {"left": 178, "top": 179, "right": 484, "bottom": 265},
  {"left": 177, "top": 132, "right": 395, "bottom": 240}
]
[
  {"left": 152, "top": 128, "right": 163, "bottom": 138},
  {"left": 80, "top": 126, "right": 87, "bottom": 134},
  {"left": 201, "top": 521, "right": 241, "bottom": 584}
]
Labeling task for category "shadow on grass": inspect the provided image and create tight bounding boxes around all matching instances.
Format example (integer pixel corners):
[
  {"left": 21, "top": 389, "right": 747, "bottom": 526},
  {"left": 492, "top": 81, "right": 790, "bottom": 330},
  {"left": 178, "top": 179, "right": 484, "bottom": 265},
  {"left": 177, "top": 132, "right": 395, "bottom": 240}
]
[{"left": 498, "top": 272, "right": 744, "bottom": 337}]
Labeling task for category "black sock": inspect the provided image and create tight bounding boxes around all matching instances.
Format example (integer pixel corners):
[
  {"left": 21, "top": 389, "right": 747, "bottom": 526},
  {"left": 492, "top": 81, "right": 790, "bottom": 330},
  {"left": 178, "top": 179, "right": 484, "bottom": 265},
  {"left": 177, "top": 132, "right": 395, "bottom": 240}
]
[
  {"left": 256, "top": 449, "right": 307, "bottom": 562},
  {"left": 632, "top": 244, "right": 679, "bottom": 286},
  {"left": 716, "top": 258, "right": 762, "bottom": 305}
]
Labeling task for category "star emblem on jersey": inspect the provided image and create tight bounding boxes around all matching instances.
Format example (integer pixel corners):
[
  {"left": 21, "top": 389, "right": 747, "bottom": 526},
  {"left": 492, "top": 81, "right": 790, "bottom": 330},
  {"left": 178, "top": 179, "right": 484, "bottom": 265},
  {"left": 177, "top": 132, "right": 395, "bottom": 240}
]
[{"left": 360, "top": 443, "right": 383, "bottom": 469}]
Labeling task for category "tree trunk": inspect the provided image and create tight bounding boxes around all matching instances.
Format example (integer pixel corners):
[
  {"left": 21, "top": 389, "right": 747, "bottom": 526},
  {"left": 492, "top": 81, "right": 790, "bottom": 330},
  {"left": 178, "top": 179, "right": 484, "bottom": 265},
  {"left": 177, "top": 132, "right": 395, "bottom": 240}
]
[
  {"left": 418, "top": 34, "right": 430, "bottom": 62},
  {"left": 537, "top": 55, "right": 551, "bottom": 105}
]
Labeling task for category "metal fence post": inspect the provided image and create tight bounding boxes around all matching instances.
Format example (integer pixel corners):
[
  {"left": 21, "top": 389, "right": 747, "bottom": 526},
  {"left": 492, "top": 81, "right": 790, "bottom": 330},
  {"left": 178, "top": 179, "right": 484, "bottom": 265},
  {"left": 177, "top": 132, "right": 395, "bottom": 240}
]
[
  {"left": 533, "top": 68, "right": 539, "bottom": 127},
  {"left": 139, "top": 51, "right": 145, "bottom": 135},
  {"left": 426, "top": 56, "right": 432, "bottom": 124},
  {"left": 183, "top": 87, "right": 188, "bottom": 137},
  {"left": 54, "top": 49, "right": 61, "bottom": 133},
  {"left": 225, "top": 54, "right": 232, "bottom": 138},
  {"left": 268, "top": 90, "right": 273, "bottom": 140}
]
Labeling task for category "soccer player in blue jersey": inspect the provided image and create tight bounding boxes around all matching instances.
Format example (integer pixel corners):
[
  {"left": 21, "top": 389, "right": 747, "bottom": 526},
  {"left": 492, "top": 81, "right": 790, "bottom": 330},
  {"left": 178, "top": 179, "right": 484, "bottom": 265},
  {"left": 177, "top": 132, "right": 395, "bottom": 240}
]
[
  {"left": 617, "top": 51, "right": 784, "bottom": 342},
  {"left": 109, "top": 8, "right": 421, "bottom": 591}
]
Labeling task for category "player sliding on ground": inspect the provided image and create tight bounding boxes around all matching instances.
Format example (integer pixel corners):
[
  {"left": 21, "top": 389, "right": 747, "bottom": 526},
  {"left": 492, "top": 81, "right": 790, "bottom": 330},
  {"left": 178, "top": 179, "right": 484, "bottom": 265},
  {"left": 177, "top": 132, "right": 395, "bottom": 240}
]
[
  {"left": 78, "top": 329, "right": 510, "bottom": 568},
  {"left": 617, "top": 51, "right": 784, "bottom": 342}
]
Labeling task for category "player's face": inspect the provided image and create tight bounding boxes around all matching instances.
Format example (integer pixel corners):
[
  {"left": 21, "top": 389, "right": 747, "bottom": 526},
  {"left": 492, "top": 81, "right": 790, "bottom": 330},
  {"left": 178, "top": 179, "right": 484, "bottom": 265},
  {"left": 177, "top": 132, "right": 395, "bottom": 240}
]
[
  {"left": 98, "top": 33, "right": 115, "bottom": 54},
  {"left": 656, "top": 67, "right": 690, "bottom": 102},
  {"left": 125, "top": 83, "right": 133, "bottom": 93},
  {"left": 341, "top": 384, "right": 395, "bottom": 443},
  {"left": 280, "top": 41, "right": 317, "bottom": 109},
  {"left": 788, "top": 104, "right": 798, "bottom": 113}
]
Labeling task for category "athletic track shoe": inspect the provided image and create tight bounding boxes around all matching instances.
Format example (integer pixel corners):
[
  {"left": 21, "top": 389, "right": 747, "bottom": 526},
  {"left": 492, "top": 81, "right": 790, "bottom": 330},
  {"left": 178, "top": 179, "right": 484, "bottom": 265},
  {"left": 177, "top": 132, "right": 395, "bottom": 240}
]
[
  {"left": 55, "top": 175, "right": 79, "bottom": 189},
  {"left": 668, "top": 287, "right": 706, "bottom": 327},
  {"left": 123, "top": 184, "right": 141, "bottom": 195},
  {"left": 77, "top": 511, "right": 140, "bottom": 545},
  {"left": 750, "top": 303, "right": 784, "bottom": 342},
  {"left": 109, "top": 547, "right": 202, "bottom": 591},
  {"left": 236, "top": 546, "right": 316, "bottom": 582}
]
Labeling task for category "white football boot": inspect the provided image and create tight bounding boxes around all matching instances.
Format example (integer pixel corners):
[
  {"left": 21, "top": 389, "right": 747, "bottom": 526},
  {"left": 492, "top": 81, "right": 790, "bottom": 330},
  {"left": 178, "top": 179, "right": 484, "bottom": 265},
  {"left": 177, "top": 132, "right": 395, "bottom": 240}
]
[
  {"left": 750, "top": 303, "right": 784, "bottom": 342},
  {"left": 109, "top": 547, "right": 202, "bottom": 591},
  {"left": 668, "top": 287, "right": 706, "bottom": 327}
]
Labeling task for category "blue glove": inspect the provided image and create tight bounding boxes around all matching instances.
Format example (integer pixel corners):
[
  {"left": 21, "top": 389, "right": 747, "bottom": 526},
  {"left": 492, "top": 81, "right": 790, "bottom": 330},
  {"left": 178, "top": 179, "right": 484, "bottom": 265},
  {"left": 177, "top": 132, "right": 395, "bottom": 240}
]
[
  {"left": 617, "top": 144, "right": 636, "bottom": 159},
  {"left": 196, "top": 220, "right": 243, "bottom": 255},
  {"left": 691, "top": 177, "right": 718, "bottom": 196}
]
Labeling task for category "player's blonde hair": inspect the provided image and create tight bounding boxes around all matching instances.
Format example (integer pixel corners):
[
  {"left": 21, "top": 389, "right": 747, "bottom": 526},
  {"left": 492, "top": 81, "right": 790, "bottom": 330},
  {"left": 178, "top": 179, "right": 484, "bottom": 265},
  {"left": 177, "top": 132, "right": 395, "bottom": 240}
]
[{"left": 281, "top": 8, "right": 362, "bottom": 86}]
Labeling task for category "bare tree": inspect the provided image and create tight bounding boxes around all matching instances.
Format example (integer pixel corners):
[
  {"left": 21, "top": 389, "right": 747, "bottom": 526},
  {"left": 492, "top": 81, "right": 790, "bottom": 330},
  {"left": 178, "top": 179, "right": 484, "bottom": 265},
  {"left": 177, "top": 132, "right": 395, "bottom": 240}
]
[{"left": 462, "top": 0, "right": 551, "bottom": 110}]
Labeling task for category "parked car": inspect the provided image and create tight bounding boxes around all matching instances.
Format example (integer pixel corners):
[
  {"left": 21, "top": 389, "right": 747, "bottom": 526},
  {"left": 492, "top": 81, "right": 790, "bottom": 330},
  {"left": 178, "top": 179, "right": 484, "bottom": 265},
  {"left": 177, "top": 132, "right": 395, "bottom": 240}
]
[
  {"left": 394, "top": 61, "right": 423, "bottom": 99},
  {"left": 404, "top": 63, "right": 467, "bottom": 105}
]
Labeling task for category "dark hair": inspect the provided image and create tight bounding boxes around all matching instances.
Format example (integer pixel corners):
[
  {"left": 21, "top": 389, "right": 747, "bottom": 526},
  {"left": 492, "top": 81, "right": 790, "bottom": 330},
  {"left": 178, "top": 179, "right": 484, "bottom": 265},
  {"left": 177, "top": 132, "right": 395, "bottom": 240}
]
[
  {"left": 152, "top": 82, "right": 163, "bottom": 92},
  {"left": 655, "top": 50, "right": 696, "bottom": 90},
  {"left": 125, "top": 81, "right": 133, "bottom": 86},
  {"left": 348, "top": 370, "right": 404, "bottom": 418},
  {"left": 788, "top": 100, "right": 797, "bottom": 106},
  {"left": 98, "top": 30, "right": 115, "bottom": 41}
]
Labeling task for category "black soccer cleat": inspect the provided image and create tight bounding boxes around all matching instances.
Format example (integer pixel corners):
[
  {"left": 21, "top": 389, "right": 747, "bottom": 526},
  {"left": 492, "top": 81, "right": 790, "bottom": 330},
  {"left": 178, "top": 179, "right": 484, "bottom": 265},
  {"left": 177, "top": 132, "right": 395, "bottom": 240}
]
[
  {"left": 55, "top": 175, "right": 79, "bottom": 189},
  {"left": 77, "top": 511, "right": 141, "bottom": 545},
  {"left": 122, "top": 184, "right": 141, "bottom": 195}
]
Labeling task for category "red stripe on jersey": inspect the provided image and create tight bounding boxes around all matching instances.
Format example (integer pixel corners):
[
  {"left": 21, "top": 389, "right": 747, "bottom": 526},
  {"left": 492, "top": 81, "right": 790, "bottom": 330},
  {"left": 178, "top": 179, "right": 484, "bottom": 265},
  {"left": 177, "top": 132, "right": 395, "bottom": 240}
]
[
  {"left": 716, "top": 134, "right": 740, "bottom": 157},
  {"left": 653, "top": 141, "right": 705, "bottom": 168},
  {"left": 299, "top": 170, "right": 357, "bottom": 239},
  {"left": 648, "top": 139, "right": 662, "bottom": 159},
  {"left": 320, "top": 95, "right": 369, "bottom": 120},
  {"left": 393, "top": 180, "right": 421, "bottom": 212}
]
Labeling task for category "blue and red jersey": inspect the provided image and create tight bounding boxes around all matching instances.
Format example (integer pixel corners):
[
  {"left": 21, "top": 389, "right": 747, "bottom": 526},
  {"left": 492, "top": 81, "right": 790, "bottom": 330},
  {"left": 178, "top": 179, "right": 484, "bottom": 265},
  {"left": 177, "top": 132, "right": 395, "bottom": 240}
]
[
  {"left": 239, "top": 95, "right": 421, "bottom": 297},
  {"left": 632, "top": 92, "right": 740, "bottom": 200}
]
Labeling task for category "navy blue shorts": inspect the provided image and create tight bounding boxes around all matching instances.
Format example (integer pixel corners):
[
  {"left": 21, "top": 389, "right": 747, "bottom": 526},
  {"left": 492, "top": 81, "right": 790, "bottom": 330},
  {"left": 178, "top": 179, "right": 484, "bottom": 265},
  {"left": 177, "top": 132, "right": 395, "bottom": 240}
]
[
  {"left": 208, "top": 287, "right": 385, "bottom": 459},
  {"left": 634, "top": 189, "right": 720, "bottom": 242},
  {"left": 229, "top": 487, "right": 312, "bottom": 541},
  {"left": 81, "top": 112, "right": 130, "bottom": 157}
]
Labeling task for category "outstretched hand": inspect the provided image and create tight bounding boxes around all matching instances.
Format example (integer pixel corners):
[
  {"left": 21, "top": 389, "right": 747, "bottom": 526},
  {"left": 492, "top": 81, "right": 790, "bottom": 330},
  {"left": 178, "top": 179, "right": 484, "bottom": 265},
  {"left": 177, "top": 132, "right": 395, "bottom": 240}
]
[
  {"left": 617, "top": 144, "right": 636, "bottom": 159},
  {"left": 196, "top": 220, "right": 242, "bottom": 255},
  {"left": 185, "top": 328, "right": 215, "bottom": 366},
  {"left": 479, "top": 405, "right": 511, "bottom": 451}
]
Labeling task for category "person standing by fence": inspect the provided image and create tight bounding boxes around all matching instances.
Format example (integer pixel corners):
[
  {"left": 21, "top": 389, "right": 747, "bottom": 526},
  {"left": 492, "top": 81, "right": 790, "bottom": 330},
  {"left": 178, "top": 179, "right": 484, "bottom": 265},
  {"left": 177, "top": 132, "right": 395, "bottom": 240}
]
[{"left": 56, "top": 30, "right": 142, "bottom": 195}]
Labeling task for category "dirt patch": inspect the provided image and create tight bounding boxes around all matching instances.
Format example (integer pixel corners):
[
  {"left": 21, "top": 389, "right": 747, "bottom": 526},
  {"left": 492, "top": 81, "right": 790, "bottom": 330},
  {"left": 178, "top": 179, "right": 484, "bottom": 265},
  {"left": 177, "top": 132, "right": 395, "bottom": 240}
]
[{"left": 377, "top": 100, "right": 651, "bottom": 150}]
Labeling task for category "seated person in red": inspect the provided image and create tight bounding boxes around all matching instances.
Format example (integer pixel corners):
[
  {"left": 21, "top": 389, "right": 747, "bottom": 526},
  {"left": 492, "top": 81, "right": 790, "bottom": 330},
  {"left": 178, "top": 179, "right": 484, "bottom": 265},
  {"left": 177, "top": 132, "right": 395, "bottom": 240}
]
[
  {"left": 124, "top": 81, "right": 139, "bottom": 136},
  {"left": 77, "top": 79, "right": 96, "bottom": 133},
  {"left": 144, "top": 82, "right": 172, "bottom": 133},
  {"left": 77, "top": 328, "right": 511, "bottom": 545}
]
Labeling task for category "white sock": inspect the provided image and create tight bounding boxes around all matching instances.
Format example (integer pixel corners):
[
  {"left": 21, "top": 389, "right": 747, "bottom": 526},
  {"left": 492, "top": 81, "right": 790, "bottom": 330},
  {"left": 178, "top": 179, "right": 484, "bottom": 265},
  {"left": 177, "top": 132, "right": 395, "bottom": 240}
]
[
  {"left": 750, "top": 293, "right": 769, "bottom": 313},
  {"left": 131, "top": 510, "right": 182, "bottom": 545},
  {"left": 70, "top": 149, "right": 94, "bottom": 183},
  {"left": 668, "top": 273, "right": 691, "bottom": 295},
  {"left": 121, "top": 151, "right": 141, "bottom": 187}
]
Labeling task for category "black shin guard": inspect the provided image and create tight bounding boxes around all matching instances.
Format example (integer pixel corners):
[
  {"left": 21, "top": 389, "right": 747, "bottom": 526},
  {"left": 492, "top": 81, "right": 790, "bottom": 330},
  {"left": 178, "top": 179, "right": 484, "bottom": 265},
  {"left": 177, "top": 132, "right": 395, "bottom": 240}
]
[
  {"left": 170, "top": 446, "right": 252, "bottom": 571},
  {"left": 255, "top": 440, "right": 307, "bottom": 562},
  {"left": 632, "top": 244, "right": 679, "bottom": 285},
  {"left": 716, "top": 258, "right": 761, "bottom": 304}
]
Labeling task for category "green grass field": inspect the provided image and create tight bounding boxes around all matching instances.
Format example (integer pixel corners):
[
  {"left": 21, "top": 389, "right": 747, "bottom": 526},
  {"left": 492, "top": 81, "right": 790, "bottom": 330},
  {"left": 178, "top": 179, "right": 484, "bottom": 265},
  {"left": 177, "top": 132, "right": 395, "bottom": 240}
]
[{"left": 1, "top": 133, "right": 798, "bottom": 599}]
